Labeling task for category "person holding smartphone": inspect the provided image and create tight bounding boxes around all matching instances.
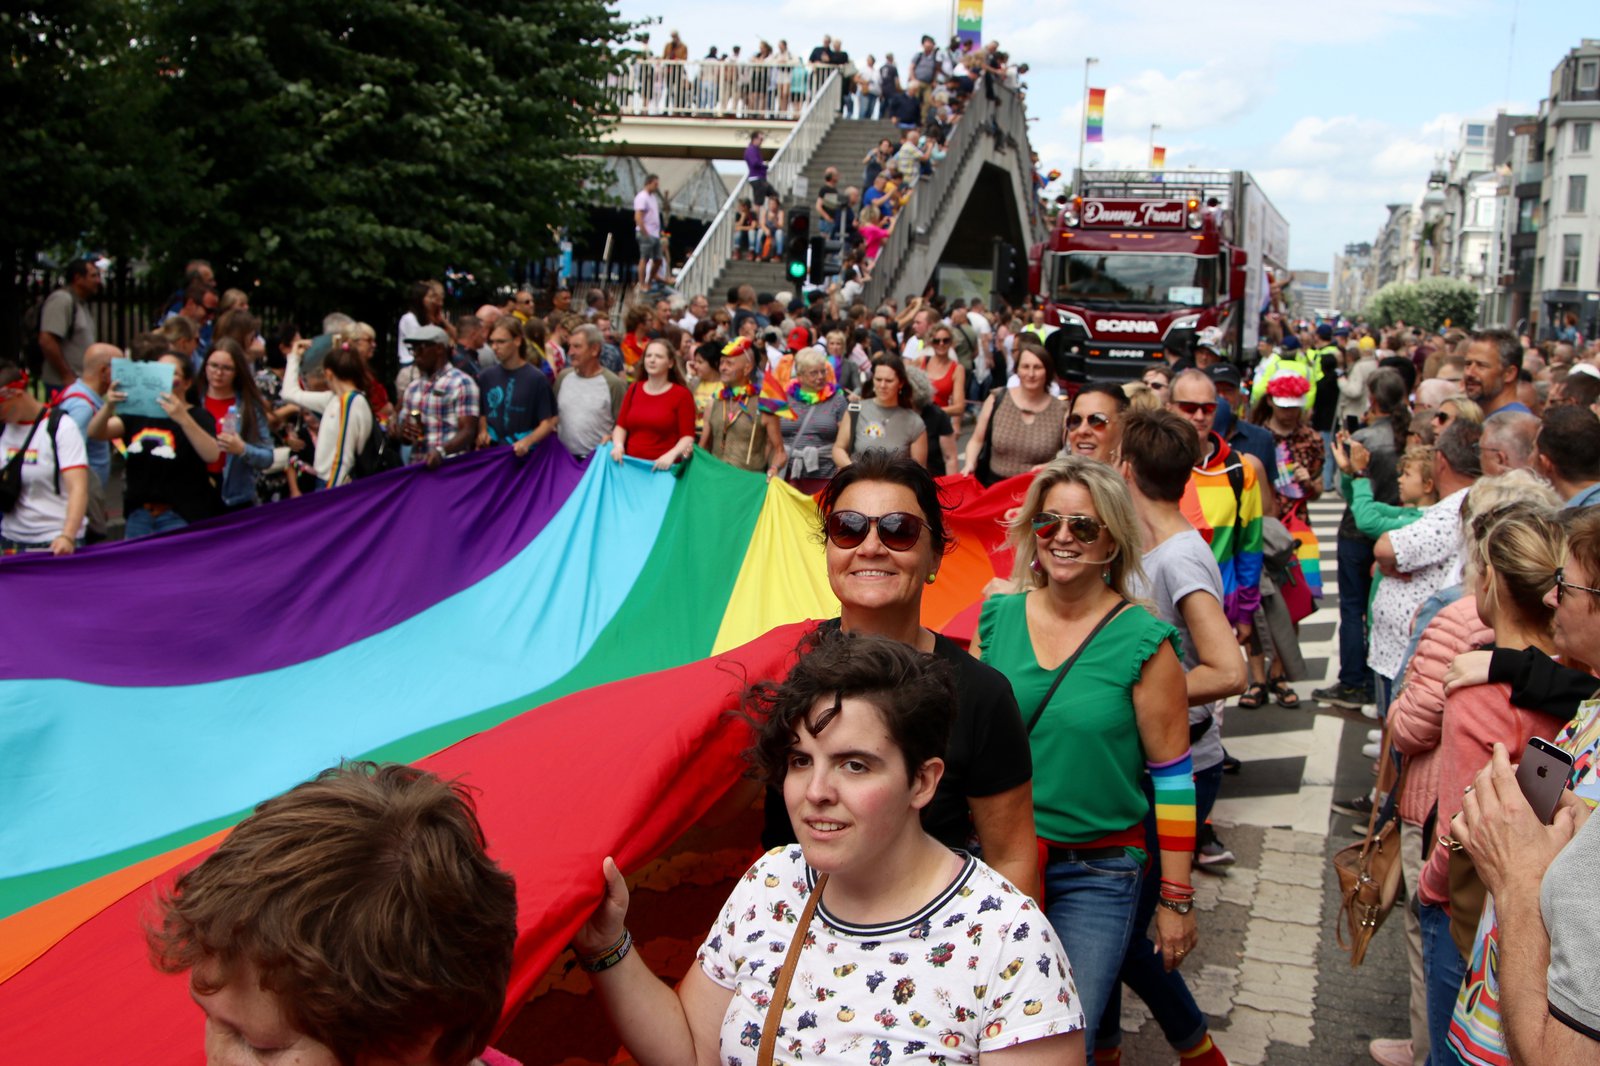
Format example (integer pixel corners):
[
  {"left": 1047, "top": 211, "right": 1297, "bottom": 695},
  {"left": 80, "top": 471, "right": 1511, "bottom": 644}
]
[{"left": 1411, "top": 501, "right": 1568, "bottom": 1056}]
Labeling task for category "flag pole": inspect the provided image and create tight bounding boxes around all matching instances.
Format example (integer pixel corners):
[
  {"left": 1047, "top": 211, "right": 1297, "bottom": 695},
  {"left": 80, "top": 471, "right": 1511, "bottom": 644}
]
[{"left": 1076, "top": 57, "right": 1097, "bottom": 193}]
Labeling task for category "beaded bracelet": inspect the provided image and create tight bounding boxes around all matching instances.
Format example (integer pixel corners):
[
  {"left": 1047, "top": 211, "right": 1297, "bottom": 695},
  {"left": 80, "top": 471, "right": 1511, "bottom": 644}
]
[{"left": 577, "top": 929, "right": 633, "bottom": 974}]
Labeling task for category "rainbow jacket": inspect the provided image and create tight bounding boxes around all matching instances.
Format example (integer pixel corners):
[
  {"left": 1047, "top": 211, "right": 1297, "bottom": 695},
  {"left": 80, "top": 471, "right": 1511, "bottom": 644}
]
[{"left": 1179, "top": 432, "right": 1264, "bottom": 625}]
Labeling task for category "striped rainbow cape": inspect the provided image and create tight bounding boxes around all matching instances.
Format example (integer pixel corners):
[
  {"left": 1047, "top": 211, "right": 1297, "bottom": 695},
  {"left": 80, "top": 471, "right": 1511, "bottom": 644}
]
[{"left": 0, "top": 444, "right": 1025, "bottom": 1062}]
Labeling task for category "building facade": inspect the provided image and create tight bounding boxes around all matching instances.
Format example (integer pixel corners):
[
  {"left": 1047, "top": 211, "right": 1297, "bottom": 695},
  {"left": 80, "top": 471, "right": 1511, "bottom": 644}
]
[{"left": 1537, "top": 40, "right": 1600, "bottom": 341}]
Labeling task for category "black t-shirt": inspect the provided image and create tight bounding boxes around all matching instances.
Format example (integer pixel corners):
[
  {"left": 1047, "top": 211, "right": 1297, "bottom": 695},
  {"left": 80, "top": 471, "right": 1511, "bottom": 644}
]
[
  {"left": 879, "top": 62, "right": 899, "bottom": 96},
  {"left": 809, "top": 46, "right": 834, "bottom": 64},
  {"left": 121, "top": 409, "right": 219, "bottom": 523},
  {"left": 479, "top": 363, "right": 556, "bottom": 444},
  {"left": 761, "top": 624, "right": 1033, "bottom": 851},
  {"left": 920, "top": 405, "right": 953, "bottom": 477},
  {"left": 817, "top": 182, "right": 842, "bottom": 217},
  {"left": 1311, "top": 351, "right": 1340, "bottom": 430}
]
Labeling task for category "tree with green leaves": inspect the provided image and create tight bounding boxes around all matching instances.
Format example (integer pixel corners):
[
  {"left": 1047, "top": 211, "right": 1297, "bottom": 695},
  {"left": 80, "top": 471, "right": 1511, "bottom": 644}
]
[
  {"left": 148, "top": 0, "right": 635, "bottom": 338},
  {"left": 2, "top": 2, "right": 184, "bottom": 354},
  {"left": 1365, "top": 278, "right": 1478, "bottom": 331}
]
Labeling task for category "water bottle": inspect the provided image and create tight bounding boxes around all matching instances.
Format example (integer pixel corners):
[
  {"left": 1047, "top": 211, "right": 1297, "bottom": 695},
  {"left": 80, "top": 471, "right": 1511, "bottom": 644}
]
[{"left": 221, "top": 404, "right": 240, "bottom": 436}]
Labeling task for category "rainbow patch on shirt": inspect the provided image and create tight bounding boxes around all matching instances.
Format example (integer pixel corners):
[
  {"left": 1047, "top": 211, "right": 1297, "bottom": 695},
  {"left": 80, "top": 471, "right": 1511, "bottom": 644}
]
[
  {"left": 126, "top": 427, "right": 177, "bottom": 460},
  {"left": 0, "top": 448, "right": 40, "bottom": 465}
]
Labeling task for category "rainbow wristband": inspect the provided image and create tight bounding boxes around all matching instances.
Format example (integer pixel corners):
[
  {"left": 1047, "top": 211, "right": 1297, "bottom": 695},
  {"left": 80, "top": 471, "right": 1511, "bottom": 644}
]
[{"left": 1148, "top": 750, "right": 1197, "bottom": 855}]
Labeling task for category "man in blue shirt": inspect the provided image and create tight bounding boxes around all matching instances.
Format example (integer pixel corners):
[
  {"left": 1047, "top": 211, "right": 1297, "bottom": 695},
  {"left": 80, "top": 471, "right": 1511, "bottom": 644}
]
[
  {"left": 1535, "top": 405, "right": 1600, "bottom": 509},
  {"left": 1463, "top": 328, "right": 1531, "bottom": 417}
]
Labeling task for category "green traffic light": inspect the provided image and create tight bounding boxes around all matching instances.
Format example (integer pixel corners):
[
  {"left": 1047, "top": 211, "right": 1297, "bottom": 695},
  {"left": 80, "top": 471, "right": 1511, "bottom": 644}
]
[{"left": 787, "top": 261, "right": 806, "bottom": 279}]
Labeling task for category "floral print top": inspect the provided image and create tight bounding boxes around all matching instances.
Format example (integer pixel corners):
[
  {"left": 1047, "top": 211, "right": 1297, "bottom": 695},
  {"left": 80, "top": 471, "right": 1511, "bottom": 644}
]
[{"left": 696, "top": 847, "right": 1083, "bottom": 1065}]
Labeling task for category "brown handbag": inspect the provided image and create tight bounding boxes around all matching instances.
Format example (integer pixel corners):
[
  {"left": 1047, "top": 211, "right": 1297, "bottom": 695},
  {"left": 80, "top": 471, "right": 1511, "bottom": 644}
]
[
  {"left": 758, "top": 872, "right": 828, "bottom": 1066},
  {"left": 1334, "top": 732, "right": 1407, "bottom": 967}
]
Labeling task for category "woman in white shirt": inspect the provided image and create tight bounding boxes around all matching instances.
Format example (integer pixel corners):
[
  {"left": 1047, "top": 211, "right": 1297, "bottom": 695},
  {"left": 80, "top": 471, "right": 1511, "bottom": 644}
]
[{"left": 281, "top": 338, "right": 373, "bottom": 489}]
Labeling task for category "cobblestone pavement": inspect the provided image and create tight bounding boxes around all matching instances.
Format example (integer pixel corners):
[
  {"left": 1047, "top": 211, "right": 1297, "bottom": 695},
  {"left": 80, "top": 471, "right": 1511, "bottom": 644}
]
[{"left": 1111, "top": 498, "right": 1414, "bottom": 1065}]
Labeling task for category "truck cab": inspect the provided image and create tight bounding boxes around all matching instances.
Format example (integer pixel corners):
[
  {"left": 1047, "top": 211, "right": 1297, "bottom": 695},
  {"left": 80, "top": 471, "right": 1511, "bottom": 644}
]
[{"left": 1036, "top": 170, "right": 1283, "bottom": 383}]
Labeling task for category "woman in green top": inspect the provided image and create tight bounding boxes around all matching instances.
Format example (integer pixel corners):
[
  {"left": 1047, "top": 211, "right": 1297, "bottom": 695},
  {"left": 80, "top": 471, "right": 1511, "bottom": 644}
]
[{"left": 973, "top": 455, "right": 1196, "bottom": 1057}]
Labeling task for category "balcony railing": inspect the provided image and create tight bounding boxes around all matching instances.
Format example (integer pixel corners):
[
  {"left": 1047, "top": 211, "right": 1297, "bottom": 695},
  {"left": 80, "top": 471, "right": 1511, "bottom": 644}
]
[{"left": 607, "top": 59, "right": 843, "bottom": 120}]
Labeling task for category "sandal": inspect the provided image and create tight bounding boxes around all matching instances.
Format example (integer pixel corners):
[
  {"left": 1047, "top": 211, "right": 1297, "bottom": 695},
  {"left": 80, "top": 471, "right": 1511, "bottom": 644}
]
[
  {"left": 1270, "top": 678, "right": 1301, "bottom": 708},
  {"left": 1238, "top": 683, "right": 1267, "bottom": 709}
]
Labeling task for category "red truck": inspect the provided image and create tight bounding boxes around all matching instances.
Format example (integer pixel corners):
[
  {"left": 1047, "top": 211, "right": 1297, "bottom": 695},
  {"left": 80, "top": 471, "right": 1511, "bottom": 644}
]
[{"left": 1032, "top": 169, "right": 1289, "bottom": 382}]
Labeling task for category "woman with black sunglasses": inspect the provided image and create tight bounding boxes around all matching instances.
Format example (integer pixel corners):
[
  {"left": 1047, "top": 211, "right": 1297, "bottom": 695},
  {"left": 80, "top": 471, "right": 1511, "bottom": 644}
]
[
  {"left": 759, "top": 450, "right": 1040, "bottom": 900},
  {"left": 972, "top": 455, "right": 1197, "bottom": 1060},
  {"left": 959, "top": 342, "right": 1067, "bottom": 485}
]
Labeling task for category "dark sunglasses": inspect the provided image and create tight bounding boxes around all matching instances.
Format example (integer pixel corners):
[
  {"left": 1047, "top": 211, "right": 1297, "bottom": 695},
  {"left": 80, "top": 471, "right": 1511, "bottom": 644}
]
[
  {"left": 1067, "top": 412, "right": 1111, "bottom": 431},
  {"left": 825, "top": 510, "right": 927, "bottom": 552},
  {"left": 1173, "top": 400, "right": 1218, "bottom": 416},
  {"left": 930, "top": 336, "right": 953, "bottom": 345},
  {"left": 1031, "top": 512, "right": 1104, "bottom": 544},
  {"left": 1554, "top": 567, "right": 1600, "bottom": 604}
]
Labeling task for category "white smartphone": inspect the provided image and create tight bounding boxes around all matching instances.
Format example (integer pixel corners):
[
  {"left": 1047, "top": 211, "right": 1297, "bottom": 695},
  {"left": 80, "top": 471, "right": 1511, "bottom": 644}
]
[{"left": 1515, "top": 737, "right": 1574, "bottom": 825}]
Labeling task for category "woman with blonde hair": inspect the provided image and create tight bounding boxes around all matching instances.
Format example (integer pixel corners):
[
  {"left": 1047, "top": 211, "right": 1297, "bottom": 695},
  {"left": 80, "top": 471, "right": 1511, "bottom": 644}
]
[
  {"left": 974, "top": 456, "right": 1197, "bottom": 1058},
  {"left": 1409, "top": 491, "right": 1568, "bottom": 1059}
]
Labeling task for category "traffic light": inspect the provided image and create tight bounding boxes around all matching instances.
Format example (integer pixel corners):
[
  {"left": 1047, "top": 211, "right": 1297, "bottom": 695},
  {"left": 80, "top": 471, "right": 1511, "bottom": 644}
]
[
  {"left": 992, "top": 240, "right": 1024, "bottom": 302},
  {"left": 808, "top": 235, "right": 843, "bottom": 286},
  {"left": 785, "top": 208, "right": 810, "bottom": 281}
]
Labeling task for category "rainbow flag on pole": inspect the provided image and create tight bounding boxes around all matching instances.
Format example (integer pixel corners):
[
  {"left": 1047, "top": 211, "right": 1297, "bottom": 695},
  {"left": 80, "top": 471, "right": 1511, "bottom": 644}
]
[
  {"left": 1086, "top": 87, "right": 1105, "bottom": 142},
  {"left": 1151, "top": 145, "right": 1166, "bottom": 169}
]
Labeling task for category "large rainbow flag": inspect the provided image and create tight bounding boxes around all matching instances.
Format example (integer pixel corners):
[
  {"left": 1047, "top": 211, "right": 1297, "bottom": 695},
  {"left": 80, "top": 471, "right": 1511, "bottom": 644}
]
[{"left": 0, "top": 444, "right": 1026, "bottom": 1062}]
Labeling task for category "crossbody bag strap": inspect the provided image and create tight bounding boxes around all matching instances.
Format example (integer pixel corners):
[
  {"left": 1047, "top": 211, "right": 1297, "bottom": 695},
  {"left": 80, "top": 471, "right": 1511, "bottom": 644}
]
[
  {"left": 1023, "top": 599, "right": 1129, "bottom": 734},
  {"left": 758, "top": 872, "right": 828, "bottom": 1066}
]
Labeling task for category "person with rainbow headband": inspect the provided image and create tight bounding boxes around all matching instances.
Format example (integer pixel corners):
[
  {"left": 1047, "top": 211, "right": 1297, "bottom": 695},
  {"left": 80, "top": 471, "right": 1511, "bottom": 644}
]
[
  {"left": 973, "top": 455, "right": 1204, "bottom": 1063},
  {"left": 699, "top": 336, "right": 787, "bottom": 476}
]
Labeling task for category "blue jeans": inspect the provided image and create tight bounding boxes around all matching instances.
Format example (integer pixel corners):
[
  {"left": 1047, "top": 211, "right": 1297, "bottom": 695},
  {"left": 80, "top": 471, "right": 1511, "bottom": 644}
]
[
  {"left": 1043, "top": 850, "right": 1143, "bottom": 1056},
  {"left": 123, "top": 506, "right": 189, "bottom": 540},
  {"left": 1096, "top": 765, "right": 1223, "bottom": 1051},
  {"left": 1419, "top": 901, "right": 1467, "bottom": 1066},
  {"left": 1336, "top": 535, "right": 1376, "bottom": 692}
]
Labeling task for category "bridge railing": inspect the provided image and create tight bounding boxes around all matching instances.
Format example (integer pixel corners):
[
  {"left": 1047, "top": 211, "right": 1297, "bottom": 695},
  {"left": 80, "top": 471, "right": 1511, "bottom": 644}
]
[
  {"left": 861, "top": 80, "right": 1041, "bottom": 309},
  {"left": 672, "top": 70, "right": 842, "bottom": 301},
  {"left": 608, "top": 59, "right": 843, "bottom": 120}
]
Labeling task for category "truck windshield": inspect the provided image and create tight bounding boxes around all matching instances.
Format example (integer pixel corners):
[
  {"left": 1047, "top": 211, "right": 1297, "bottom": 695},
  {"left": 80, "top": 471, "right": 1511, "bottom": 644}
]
[{"left": 1055, "top": 253, "right": 1217, "bottom": 310}]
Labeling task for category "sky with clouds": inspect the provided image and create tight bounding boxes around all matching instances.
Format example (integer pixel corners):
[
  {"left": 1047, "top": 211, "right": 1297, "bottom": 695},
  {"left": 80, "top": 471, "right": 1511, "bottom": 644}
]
[{"left": 614, "top": 0, "right": 1593, "bottom": 272}]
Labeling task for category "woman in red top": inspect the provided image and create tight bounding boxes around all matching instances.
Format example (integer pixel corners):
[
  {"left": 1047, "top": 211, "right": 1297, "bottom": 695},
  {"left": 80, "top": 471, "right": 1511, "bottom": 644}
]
[
  {"left": 200, "top": 340, "right": 269, "bottom": 477},
  {"left": 922, "top": 323, "right": 966, "bottom": 426},
  {"left": 609, "top": 338, "right": 697, "bottom": 469}
]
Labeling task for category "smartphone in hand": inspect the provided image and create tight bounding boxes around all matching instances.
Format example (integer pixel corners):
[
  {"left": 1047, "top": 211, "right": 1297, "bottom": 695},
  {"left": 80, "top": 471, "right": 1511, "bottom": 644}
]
[
  {"left": 1344, "top": 415, "right": 1361, "bottom": 436},
  {"left": 1515, "top": 737, "right": 1575, "bottom": 824}
]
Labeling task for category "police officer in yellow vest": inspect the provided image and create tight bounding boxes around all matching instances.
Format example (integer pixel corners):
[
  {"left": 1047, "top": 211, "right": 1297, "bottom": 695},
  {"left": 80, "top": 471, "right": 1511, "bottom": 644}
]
[{"left": 1250, "top": 332, "right": 1319, "bottom": 410}]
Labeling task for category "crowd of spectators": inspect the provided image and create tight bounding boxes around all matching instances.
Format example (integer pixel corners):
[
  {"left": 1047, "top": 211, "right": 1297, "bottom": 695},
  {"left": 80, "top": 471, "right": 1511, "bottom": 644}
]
[{"left": 622, "top": 30, "right": 1026, "bottom": 122}]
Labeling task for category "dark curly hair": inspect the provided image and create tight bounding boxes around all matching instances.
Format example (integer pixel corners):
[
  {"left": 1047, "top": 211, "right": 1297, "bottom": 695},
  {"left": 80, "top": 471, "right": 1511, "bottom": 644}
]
[{"left": 743, "top": 628, "right": 956, "bottom": 786}]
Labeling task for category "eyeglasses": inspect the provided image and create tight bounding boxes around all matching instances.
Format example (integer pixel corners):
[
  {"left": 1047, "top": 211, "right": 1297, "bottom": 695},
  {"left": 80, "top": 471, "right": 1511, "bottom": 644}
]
[
  {"left": 1067, "top": 412, "right": 1111, "bottom": 431},
  {"left": 1431, "top": 411, "right": 1450, "bottom": 423},
  {"left": 1173, "top": 400, "right": 1218, "bottom": 416},
  {"left": 825, "top": 510, "right": 928, "bottom": 552},
  {"left": 1031, "top": 512, "right": 1104, "bottom": 544},
  {"left": 1553, "top": 567, "right": 1600, "bottom": 604}
]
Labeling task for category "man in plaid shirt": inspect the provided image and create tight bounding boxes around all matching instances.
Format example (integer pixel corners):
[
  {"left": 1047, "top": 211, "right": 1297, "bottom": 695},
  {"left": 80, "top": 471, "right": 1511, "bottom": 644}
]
[{"left": 399, "top": 325, "right": 480, "bottom": 468}]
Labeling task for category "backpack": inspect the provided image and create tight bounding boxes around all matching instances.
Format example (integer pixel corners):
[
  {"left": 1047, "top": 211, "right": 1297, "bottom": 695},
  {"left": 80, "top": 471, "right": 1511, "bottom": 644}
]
[
  {"left": 0, "top": 408, "right": 64, "bottom": 513},
  {"left": 351, "top": 395, "right": 401, "bottom": 480}
]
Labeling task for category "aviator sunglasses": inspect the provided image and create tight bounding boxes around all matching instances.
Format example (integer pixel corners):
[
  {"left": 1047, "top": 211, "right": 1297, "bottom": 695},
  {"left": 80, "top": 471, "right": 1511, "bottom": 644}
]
[
  {"left": 825, "top": 510, "right": 928, "bottom": 552},
  {"left": 1066, "top": 412, "right": 1111, "bottom": 431},
  {"left": 1031, "top": 512, "right": 1105, "bottom": 544}
]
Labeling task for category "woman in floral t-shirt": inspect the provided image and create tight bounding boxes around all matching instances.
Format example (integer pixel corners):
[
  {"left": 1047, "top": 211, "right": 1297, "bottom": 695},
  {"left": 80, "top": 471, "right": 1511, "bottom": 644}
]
[{"left": 574, "top": 632, "right": 1085, "bottom": 1065}]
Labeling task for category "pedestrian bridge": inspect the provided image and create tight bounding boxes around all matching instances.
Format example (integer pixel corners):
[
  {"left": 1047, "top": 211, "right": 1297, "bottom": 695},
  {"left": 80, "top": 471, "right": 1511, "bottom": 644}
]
[{"left": 599, "top": 59, "right": 1046, "bottom": 306}]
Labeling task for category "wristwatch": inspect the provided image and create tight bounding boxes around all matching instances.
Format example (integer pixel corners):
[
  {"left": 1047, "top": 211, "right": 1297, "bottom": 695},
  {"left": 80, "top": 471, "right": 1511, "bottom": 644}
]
[{"left": 1157, "top": 897, "right": 1194, "bottom": 915}]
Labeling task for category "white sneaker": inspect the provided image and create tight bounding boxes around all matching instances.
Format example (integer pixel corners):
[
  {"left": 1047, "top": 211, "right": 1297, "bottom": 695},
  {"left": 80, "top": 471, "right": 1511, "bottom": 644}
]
[
  {"left": 1362, "top": 741, "right": 1381, "bottom": 758},
  {"left": 1368, "top": 1037, "right": 1413, "bottom": 1066},
  {"left": 1367, "top": 728, "right": 1381, "bottom": 742},
  {"left": 1361, "top": 703, "right": 1381, "bottom": 720}
]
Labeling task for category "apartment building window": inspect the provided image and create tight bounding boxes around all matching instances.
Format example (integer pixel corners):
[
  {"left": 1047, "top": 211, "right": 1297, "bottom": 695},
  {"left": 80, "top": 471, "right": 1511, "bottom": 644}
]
[
  {"left": 1563, "top": 235, "right": 1582, "bottom": 286},
  {"left": 1580, "top": 58, "right": 1599, "bottom": 92},
  {"left": 1465, "top": 123, "right": 1487, "bottom": 148},
  {"left": 1518, "top": 198, "right": 1536, "bottom": 233},
  {"left": 1577, "top": 122, "right": 1593, "bottom": 153},
  {"left": 1570, "top": 175, "right": 1589, "bottom": 214}
]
